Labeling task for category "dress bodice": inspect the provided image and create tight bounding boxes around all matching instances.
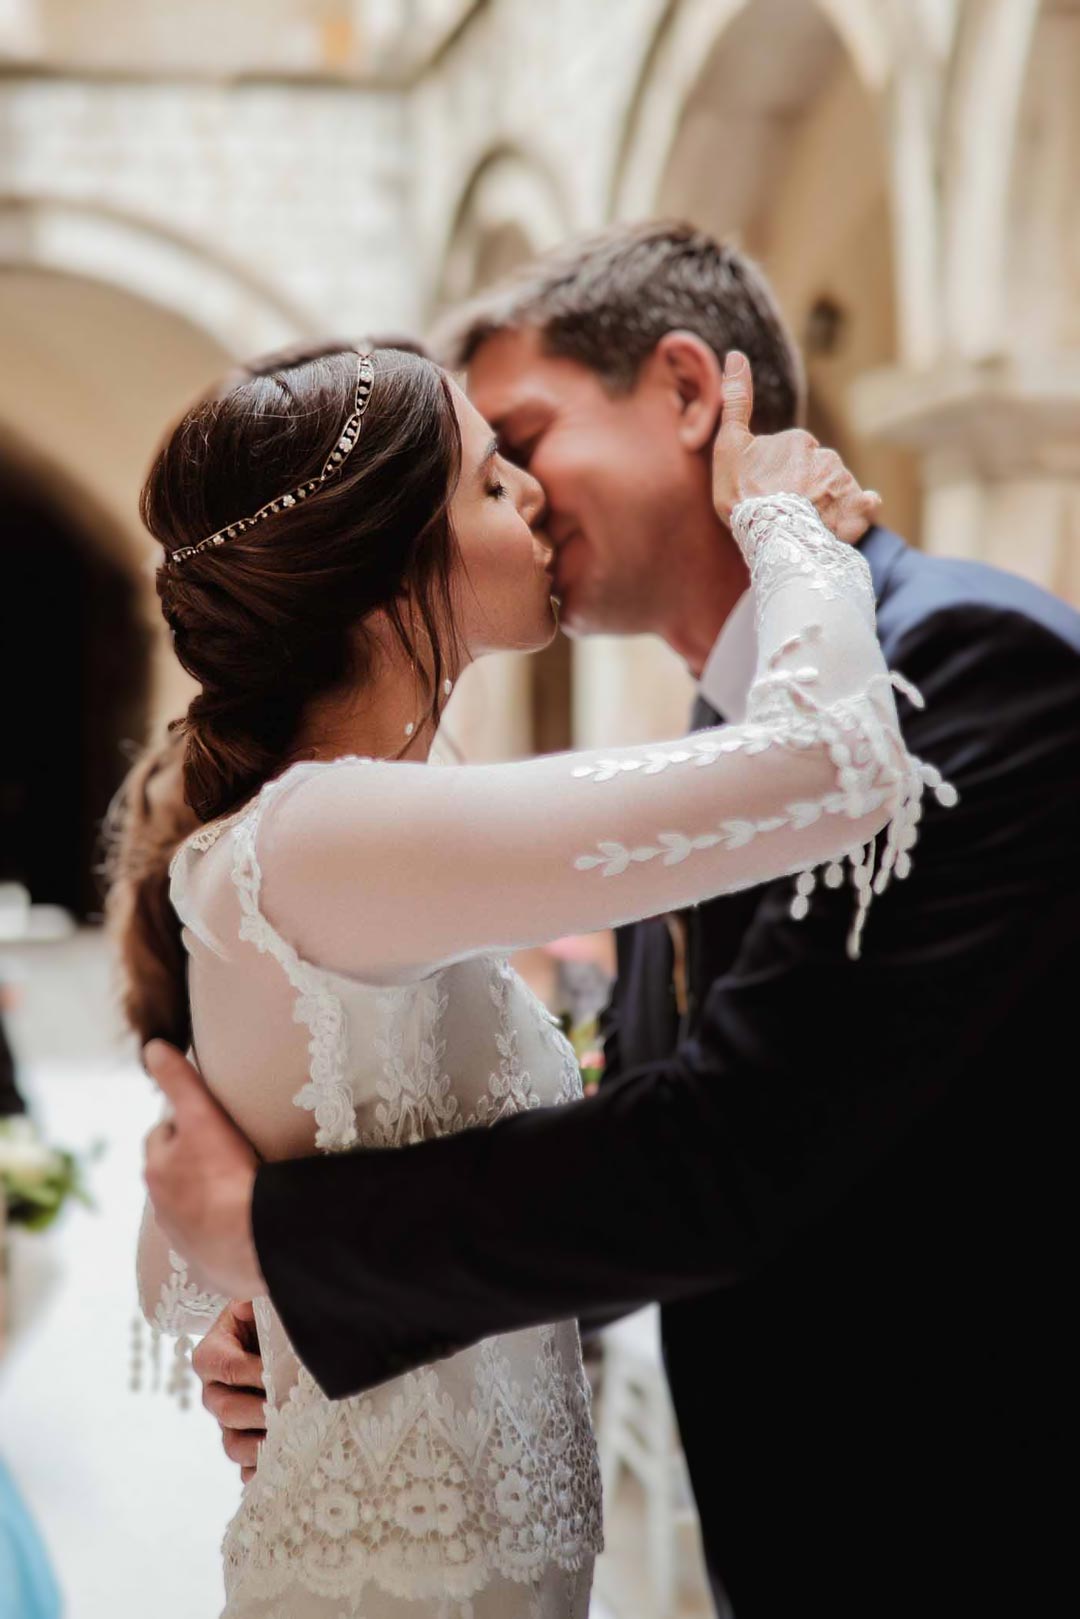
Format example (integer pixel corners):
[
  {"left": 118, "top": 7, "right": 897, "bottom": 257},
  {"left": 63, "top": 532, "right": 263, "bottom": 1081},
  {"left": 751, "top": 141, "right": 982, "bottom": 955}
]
[{"left": 166, "top": 807, "right": 602, "bottom": 1615}]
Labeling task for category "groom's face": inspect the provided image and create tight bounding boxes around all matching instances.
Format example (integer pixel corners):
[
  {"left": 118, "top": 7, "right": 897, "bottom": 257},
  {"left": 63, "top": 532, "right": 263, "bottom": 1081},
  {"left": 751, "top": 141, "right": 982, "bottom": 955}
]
[{"left": 466, "top": 327, "right": 703, "bottom": 638}]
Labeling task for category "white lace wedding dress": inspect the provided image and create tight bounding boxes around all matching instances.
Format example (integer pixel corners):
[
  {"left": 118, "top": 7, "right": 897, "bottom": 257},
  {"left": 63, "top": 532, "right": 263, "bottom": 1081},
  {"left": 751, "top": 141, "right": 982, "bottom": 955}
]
[{"left": 136, "top": 495, "right": 949, "bottom": 1618}]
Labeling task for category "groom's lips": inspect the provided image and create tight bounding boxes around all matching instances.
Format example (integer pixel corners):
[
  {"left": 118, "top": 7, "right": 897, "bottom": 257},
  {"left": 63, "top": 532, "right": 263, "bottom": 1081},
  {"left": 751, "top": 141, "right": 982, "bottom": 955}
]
[{"left": 548, "top": 530, "right": 582, "bottom": 594}]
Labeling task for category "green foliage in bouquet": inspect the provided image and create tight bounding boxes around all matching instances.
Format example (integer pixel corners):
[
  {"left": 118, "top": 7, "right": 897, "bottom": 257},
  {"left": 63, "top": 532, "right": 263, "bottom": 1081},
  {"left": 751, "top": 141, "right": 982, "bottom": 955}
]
[{"left": 0, "top": 1117, "right": 97, "bottom": 1233}]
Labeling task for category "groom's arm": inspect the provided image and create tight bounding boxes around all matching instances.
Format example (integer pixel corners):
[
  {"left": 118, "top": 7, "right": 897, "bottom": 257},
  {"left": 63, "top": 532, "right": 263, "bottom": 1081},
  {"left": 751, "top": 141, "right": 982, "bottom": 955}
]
[{"left": 253, "top": 604, "right": 1080, "bottom": 1400}]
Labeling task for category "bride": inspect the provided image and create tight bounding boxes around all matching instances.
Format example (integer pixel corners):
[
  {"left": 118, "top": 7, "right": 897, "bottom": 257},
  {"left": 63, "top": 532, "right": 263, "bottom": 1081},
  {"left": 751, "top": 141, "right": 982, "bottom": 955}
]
[{"left": 113, "top": 340, "right": 926, "bottom": 1617}]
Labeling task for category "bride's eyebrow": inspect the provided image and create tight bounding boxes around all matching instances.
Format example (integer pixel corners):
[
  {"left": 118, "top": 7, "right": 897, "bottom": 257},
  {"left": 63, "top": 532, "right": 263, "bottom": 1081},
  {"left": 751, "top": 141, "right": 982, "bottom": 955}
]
[{"left": 474, "top": 436, "right": 499, "bottom": 481}]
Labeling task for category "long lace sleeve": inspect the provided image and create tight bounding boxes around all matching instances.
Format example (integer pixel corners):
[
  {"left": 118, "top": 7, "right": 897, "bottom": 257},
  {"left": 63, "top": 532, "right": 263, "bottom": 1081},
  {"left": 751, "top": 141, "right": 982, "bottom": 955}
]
[
  {"left": 253, "top": 495, "right": 952, "bottom": 981},
  {"left": 134, "top": 1184, "right": 226, "bottom": 1406}
]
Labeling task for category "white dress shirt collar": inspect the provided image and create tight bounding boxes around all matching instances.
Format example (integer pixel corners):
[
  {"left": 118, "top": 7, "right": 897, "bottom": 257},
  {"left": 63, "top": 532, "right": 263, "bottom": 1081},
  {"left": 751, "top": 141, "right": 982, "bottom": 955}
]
[{"left": 697, "top": 589, "right": 757, "bottom": 722}]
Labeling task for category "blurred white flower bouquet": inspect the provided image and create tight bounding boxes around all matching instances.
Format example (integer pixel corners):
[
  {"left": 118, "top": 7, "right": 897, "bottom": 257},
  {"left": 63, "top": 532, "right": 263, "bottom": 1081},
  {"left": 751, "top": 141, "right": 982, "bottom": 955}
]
[{"left": 0, "top": 1116, "right": 95, "bottom": 1233}]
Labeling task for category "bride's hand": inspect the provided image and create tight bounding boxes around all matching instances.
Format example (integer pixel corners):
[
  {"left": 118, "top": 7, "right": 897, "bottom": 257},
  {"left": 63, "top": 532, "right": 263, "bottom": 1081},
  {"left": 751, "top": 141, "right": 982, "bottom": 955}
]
[
  {"left": 712, "top": 351, "right": 882, "bottom": 543},
  {"left": 193, "top": 1299, "right": 267, "bottom": 1484}
]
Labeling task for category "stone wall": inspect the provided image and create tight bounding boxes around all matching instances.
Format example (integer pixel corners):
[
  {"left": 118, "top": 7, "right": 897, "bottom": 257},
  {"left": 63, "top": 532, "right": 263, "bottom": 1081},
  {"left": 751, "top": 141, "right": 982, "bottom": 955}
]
[{"left": 1, "top": 0, "right": 1076, "bottom": 750}]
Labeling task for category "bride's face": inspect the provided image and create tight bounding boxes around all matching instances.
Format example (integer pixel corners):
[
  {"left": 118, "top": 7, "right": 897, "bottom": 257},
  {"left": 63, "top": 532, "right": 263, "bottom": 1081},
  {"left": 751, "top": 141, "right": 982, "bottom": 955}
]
[{"left": 447, "top": 381, "right": 558, "bottom": 659}]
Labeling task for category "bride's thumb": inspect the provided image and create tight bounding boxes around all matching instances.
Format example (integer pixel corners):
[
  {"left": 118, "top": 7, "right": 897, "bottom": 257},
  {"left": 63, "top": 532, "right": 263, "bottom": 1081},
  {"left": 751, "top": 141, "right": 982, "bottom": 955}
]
[{"left": 718, "top": 350, "right": 754, "bottom": 440}]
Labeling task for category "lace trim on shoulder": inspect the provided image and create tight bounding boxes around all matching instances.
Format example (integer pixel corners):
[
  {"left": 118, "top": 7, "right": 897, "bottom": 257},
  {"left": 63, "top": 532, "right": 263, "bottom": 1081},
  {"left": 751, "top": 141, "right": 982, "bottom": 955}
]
[
  {"left": 167, "top": 802, "right": 249, "bottom": 881},
  {"left": 167, "top": 756, "right": 374, "bottom": 878}
]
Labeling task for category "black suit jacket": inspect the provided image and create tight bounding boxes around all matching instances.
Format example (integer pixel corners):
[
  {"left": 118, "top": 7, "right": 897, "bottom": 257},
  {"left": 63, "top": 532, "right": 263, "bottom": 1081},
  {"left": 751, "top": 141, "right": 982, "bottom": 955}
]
[{"left": 255, "top": 529, "right": 1080, "bottom": 1617}]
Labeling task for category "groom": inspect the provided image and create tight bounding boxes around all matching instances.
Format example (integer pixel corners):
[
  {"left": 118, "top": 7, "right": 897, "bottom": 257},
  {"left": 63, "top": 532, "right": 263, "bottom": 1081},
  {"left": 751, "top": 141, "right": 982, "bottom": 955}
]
[{"left": 144, "top": 222, "right": 1080, "bottom": 1619}]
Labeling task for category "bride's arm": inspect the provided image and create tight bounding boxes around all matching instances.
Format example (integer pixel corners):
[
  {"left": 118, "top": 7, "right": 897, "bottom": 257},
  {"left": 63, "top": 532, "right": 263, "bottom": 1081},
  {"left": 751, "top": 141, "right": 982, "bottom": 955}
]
[
  {"left": 136, "top": 1198, "right": 225, "bottom": 1333},
  {"left": 255, "top": 494, "right": 941, "bottom": 981},
  {"left": 136, "top": 1104, "right": 227, "bottom": 1365}
]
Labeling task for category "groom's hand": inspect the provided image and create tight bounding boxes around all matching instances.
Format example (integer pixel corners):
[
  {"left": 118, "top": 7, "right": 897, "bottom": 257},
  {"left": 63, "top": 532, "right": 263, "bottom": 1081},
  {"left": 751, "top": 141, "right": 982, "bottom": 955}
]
[
  {"left": 194, "top": 1300, "right": 268, "bottom": 1485},
  {"left": 712, "top": 351, "right": 882, "bottom": 542},
  {"left": 142, "top": 1040, "right": 266, "bottom": 1301}
]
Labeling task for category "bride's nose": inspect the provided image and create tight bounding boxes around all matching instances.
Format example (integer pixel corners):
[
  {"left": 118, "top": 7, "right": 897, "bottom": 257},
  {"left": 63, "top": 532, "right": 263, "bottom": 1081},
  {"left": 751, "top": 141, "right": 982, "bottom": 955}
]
[{"left": 520, "top": 470, "right": 547, "bottom": 531}]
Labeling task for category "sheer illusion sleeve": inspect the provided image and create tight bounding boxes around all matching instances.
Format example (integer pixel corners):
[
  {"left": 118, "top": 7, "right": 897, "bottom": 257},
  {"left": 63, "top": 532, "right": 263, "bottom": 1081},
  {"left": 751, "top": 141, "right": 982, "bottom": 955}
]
[
  {"left": 254, "top": 495, "right": 951, "bottom": 982},
  {"left": 134, "top": 1149, "right": 226, "bottom": 1404}
]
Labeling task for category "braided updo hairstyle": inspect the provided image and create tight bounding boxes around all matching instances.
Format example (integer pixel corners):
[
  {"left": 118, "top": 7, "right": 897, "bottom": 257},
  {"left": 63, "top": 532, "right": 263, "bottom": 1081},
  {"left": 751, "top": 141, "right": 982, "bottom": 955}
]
[{"left": 106, "top": 344, "right": 463, "bottom": 1050}]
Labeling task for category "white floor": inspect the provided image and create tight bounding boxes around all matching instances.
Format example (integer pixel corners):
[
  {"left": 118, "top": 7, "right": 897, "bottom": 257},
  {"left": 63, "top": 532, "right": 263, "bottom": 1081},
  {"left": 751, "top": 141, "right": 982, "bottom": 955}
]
[
  {"left": 1, "top": 930, "right": 242, "bottom": 1618},
  {"left": 0, "top": 933, "right": 637, "bottom": 1619}
]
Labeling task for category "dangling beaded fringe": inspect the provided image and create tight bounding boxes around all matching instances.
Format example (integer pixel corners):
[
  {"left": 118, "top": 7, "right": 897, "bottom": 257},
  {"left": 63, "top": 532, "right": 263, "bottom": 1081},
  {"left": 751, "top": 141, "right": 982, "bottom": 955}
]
[
  {"left": 129, "top": 1313, "right": 195, "bottom": 1409},
  {"left": 785, "top": 664, "right": 959, "bottom": 960}
]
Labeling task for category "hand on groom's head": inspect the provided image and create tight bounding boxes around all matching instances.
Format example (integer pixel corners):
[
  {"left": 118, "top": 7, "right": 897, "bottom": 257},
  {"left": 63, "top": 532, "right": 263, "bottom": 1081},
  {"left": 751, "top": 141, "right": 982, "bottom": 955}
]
[
  {"left": 712, "top": 351, "right": 882, "bottom": 543},
  {"left": 143, "top": 1039, "right": 266, "bottom": 1302}
]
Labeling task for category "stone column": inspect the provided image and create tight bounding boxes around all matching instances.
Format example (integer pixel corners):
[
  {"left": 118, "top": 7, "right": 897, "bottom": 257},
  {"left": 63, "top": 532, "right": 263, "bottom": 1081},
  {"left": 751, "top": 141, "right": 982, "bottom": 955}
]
[
  {"left": 851, "top": 359, "right": 1080, "bottom": 605},
  {"left": 571, "top": 635, "right": 697, "bottom": 751},
  {"left": 436, "top": 651, "right": 535, "bottom": 763}
]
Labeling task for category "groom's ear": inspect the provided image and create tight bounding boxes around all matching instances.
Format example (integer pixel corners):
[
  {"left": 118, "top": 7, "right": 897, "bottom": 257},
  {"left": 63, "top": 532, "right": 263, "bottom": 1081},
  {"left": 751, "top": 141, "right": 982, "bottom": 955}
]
[{"left": 653, "top": 330, "right": 725, "bottom": 453}]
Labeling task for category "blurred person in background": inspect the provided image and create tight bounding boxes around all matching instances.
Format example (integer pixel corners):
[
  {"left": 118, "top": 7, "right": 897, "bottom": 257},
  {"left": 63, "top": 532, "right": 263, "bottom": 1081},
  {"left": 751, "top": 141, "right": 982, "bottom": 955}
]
[
  {"left": 0, "top": 978, "right": 27, "bottom": 1119},
  {"left": 146, "top": 223, "right": 1080, "bottom": 1619},
  {"left": 110, "top": 327, "right": 902, "bottom": 1619},
  {"left": 0, "top": 1454, "right": 62, "bottom": 1619},
  {"left": 1, "top": 982, "right": 60, "bottom": 1618}
]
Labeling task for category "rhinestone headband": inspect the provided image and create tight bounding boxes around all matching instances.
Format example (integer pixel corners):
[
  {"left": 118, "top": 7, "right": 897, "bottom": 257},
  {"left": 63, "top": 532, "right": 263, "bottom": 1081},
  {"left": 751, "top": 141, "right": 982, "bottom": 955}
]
[{"left": 168, "top": 352, "right": 375, "bottom": 568}]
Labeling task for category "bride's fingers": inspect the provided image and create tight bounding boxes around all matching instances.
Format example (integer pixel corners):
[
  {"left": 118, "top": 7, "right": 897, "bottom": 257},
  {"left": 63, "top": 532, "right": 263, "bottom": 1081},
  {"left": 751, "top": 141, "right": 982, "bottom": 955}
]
[
  {"left": 832, "top": 493, "right": 878, "bottom": 544},
  {"left": 204, "top": 1382, "right": 267, "bottom": 1431},
  {"left": 223, "top": 1428, "right": 263, "bottom": 1469},
  {"left": 193, "top": 1323, "right": 265, "bottom": 1393}
]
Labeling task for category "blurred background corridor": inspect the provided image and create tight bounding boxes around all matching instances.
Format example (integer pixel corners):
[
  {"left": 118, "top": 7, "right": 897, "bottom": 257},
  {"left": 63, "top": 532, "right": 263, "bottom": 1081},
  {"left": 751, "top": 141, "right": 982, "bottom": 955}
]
[{"left": 1, "top": 3, "right": 1077, "bottom": 1615}]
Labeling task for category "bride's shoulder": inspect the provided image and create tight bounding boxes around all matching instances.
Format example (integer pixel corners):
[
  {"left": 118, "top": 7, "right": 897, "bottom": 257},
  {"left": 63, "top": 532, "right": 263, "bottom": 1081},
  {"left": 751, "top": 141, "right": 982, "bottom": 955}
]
[{"left": 170, "top": 754, "right": 377, "bottom": 869}]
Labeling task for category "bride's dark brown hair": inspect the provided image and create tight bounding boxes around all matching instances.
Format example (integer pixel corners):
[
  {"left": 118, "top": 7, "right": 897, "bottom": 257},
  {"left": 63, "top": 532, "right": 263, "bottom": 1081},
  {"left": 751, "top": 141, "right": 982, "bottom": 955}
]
[{"left": 106, "top": 344, "right": 463, "bottom": 1051}]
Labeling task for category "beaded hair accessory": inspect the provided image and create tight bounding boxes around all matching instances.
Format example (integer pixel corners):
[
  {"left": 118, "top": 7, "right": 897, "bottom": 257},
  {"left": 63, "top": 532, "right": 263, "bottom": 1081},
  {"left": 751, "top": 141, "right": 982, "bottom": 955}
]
[{"left": 168, "top": 351, "right": 375, "bottom": 568}]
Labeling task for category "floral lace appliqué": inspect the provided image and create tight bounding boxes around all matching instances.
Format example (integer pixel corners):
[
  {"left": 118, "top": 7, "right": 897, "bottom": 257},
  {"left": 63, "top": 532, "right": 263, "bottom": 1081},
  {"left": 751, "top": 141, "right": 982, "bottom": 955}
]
[
  {"left": 734, "top": 491, "right": 878, "bottom": 633},
  {"left": 222, "top": 1329, "right": 601, "bottom": 1612},
  {"left": 138, "top": 1250, "right": 225, "bottom": 1409},
  {"left": 372, "top": 978, "right": 462, "bottom": 1147}
]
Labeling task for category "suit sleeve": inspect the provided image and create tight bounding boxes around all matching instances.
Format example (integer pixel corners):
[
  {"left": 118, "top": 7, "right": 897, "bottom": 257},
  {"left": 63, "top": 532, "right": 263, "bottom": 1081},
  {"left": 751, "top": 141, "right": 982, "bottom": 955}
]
[
  {"left": 253, "top": 605, "right": 1078, "bottom": 1400},
  {"left": 596, "top": 974, "right": 622, "bottom": 1087}
]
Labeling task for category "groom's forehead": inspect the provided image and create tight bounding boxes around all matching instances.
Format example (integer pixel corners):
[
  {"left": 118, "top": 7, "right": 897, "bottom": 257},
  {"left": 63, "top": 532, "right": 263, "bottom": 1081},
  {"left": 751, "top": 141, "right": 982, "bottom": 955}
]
[{"left": 466, "top": 328, "right": 581, "bottom": 422}]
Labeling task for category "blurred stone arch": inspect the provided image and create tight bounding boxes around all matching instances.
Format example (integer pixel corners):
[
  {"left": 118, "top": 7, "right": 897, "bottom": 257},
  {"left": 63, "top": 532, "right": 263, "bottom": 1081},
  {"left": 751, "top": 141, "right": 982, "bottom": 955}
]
[
  {"left": 0, "top": 197, "right": 308, "bottom": 914},
  {"left": 884, "top": 0, "right": 1080, "bottom": 597},
  {"left": 582, "top": 0, "right": 921, "bottom": 742},
  {"left": 432, "top": 143, "right": 572, "bottom": 316},
  {"left": 431, "top": 144, "right": 577, "bottom": 762}
]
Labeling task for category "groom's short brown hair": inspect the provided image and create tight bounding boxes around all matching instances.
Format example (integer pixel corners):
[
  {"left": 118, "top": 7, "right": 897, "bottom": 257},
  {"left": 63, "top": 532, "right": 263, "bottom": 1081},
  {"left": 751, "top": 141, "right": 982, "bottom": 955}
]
[{"left": 436, "top": 219, "right": 805, "bottom": 436}]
